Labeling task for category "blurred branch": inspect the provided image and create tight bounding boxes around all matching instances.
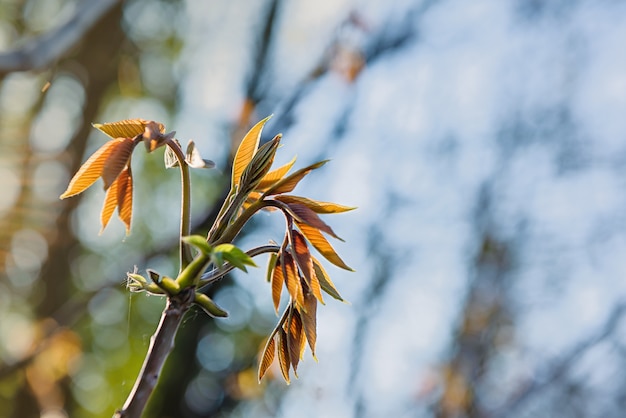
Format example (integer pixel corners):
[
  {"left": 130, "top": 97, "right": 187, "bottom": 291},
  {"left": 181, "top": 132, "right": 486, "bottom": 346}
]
[
  {"left": 0, "top": 0, "right": 122, "bottom": 74},
  {"left": 493, "top": 300, "right": 626, "bottom": 417}
]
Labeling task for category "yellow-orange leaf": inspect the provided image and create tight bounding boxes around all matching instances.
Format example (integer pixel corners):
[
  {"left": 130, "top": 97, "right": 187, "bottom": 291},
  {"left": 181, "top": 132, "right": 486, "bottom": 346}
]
[
  {"left": 102, "top": 137, "right": 135, "bottom": 189},
  {"left": 100, "top": 176, "right": 119, "bottom": 233},
  {"left": 256, "top": 155, "right": 297, "bottom": 191},
  {"left": 312, "top": 256, "right": 345, "bottom": 302},
  {"left": 271, "top": 257, "right": 284, "bottom": 314},
  {"left": 262, "top": 160, "right": 328, "bottom": 197},
  {"left": 93, "top": 119, "right": 164, "bottom": 139},
  {"left": 258, "top": 336, "right": 276, "bottom": 382},
  {"left": 282, "top": 252, "right": 304, "bottom": 309},
  {"left": 60, "top": 138, "right": 123, "bottom": 199},
  {"left": 232, "top": 115, "right": 272, "bottom": 189},
  {"left": 296, "top": 222, "right": 354, "bottom": 271},
  {"left": 275, "top": 195, "right": 356, "bottom": 214},
  {"left": 116, "top": 167, "right": 133, "bottom": 235},
  {"left": 291, "top": 230, "right": 324, "bottom": 304},
  {"left": 277, "top": 329, "right": 291, "bottom": 384},
  {"left": 300, "top": 293, "right": 317, "bottom": 358}
]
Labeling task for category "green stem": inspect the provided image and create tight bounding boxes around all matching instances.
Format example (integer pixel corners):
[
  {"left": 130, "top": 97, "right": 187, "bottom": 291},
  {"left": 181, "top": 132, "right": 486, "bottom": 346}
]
[
  {"left": 198, "top": 244, "right": 280, "bottom": 288},
  {"left": 166, "top": 139, "right": 192, "bottom": 270},
  {"left": 212, "top": 198, "right": 274, "bottom": 245}
]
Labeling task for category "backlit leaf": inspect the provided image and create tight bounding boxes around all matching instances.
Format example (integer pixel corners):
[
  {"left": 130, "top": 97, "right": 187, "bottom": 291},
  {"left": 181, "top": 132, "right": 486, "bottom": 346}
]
[
  {"left": 164, "top": 139, "right": 182, "bottom": 168},
  {"left": 301, "top": 293, "right": 317, "bottom": 358},
  {"left": 296, "top": 222, "right": 354, "bottom": 271},
  {"left": 182, "top": 235, "right": 212, "bottom": 255},
  {"left": 185, "top": 140, "right": 215, "bottom": 169},
  {"left": 312, "top": 257, "right": 345, "bottom": 302},
  {"left": 232, "top": 115, "right": 272, "bottom": 189},
  {"left": 275, "top": 195, "right": 356, "bottom": 214},
  {"left": 258, "top": 336, "right": 276, "bottom": 382},
  {"left": 116, "top": 167, "right": 133, "bottom": 235},
  {"left": 256, "top": 155, "right": 297, "bottom": 191},
  {"left": 287, "top": 310, "right": 304, "bottom": 372},
  {"left": 214, "top": 243, "right": 257, "bottom": 272},
  {"left": 240, "top": 135, "right": 281, "bottom": 194},
  {"left": 100, "top": 176, "right": 119, "bottom": 233},
  {"left": 291, "top": 229, "right": 324, "bottom": 304},
  {"left": 102, "top": 137, "right": 135, "bottom": 189},
  {"left": 286, "top": 202, "right": 342, "bottom": 240},
  {"left": 262, "top": 160, "right": 328, "bottom": 197},
  {"left": 282, "top": 252, "right": 304, "bottom": 309},
  {"left": 277, "top": 330, "right": 291, "bottom": 384},
  {"left": 266, "top": 252, "right": 278, "bottom": 282},
  {"left": 60, "top": 138, "right": 122, "bottom": 199},
  {"left": 271, "top": 256, "right": 284, "bottom": 314},
  {"left": 93, "top": 119, "right": 164, "bottom": 139}
]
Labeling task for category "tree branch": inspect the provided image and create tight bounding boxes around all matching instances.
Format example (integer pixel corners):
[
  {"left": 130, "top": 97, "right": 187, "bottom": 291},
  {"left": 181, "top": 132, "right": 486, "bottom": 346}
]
[
  {"left": 114, "top": 288, "right": 195, "bottom": 418},
  {"left": 0, "top": 0, "right": 122, "bottom": 74}
]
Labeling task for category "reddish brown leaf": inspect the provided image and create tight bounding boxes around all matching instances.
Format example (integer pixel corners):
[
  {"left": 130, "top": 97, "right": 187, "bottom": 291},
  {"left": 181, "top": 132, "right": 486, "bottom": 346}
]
[
  {"left": 258, "top": 336, "right": 276, "bottom": 382},
  {"left": 93, "top": 119, "right": 164, "bottom": 139},
  {"left": 271, "top": 256, "right": 284, "bottom": 314},
  {"left": 60, "top": 138, "right": 122, "bottom": 199},
  {"left": 277, "top": 329, "right": 291, "bottom": 384},
  {"left": 232, "top": 116, "right": 271, "bottom": 189},
  {"left": 300, "top": 293, "right": 318, "bottom": 358},
  {"left": 282, "top": 252, "right": 304, "bottom": 309},
  {"left": 256, "top": 156, "right": 297, "bottom": 191},
  {"left": 286, "top": 202, "right": 342, "bottom": 240},
  {"left": 102, "top": 137, "right": 136, "bottom": 189},
  {"left": 116, "top": 167, "right": 133, "bottom": 235},
  {"left": 297, "top": 222, "right": 354, "bottom": 271},
  {"left": 312, "top": 256, "right": 345, "bottom": 302},
  {"left": 262, "top": 160, "right": 328, "bottom": 196},
  {"left": 291, "top": 229, "right": 324, "bottom": 304},
  {"left": 275, "top": 195, "right": 356, "bottom": 214},
  {"left": 286, "top": 310, "right": 304, "bottom": 372}
]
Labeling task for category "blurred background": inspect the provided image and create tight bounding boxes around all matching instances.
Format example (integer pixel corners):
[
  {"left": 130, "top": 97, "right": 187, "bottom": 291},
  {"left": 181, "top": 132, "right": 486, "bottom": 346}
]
[{"left": 2, "top": 0, "right": 626, "bottom": 417}]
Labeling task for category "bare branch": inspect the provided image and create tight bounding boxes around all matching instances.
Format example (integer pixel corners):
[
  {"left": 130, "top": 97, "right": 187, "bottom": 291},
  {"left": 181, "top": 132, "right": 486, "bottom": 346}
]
[
  {"left": 0, "top": 0, "right": 122, "bottom": 74},
  {"left": 114, "top": 288, "right": 196, "bottom": 418}
]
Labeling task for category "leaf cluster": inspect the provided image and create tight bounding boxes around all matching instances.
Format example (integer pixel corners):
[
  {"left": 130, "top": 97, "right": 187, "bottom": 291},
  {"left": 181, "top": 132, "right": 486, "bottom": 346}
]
[{"left": 60, "top": 116, "right": 355, "bottom": 386}]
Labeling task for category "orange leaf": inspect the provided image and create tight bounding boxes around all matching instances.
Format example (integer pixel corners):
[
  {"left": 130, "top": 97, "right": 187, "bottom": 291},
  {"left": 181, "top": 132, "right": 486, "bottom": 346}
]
[
  {"left": 282, "top": 252, "right": 304, "bottom": 309},
  {"left": 116, "top": 167, "right": 133, "bottom": 235},
  {"left": 93, "top": 119, "right": 164, "bottom": 139},
  {"left": 100, "top": 176, "right": 119, "bottom": 233},
  {"left": 258, "top": 336, "right": 276, "bottom": 382},
  {"left": 256, "top": 155, "right": 297, "bottom": 191},
  {"left": 274, "top": 195, "right": 356, "bottom": 214},
  {"left": 262, "top": 160, "right": 328, "bottom": 197},
  {"left": 296, "top": 222, "right": 354, "bottom": 271},
  {"left": 271, "top": 256, "right": 284, "bottom": 314},
  {"left": 60, "top": 138, "right": 122, "bottom": 199},
  {"left": 286, "top": 203, "right": 342, "bottom": 240},
  {"left": 291, "top": 229, "right": 324, "bottom": 304},
  {"left": 102, "top": 138, "right": 136, "bottom": 189},
  {"left": 277, "top": 329, "right": 291, "bottom": 384},
  {"left": 232, "top": 115, "right": 272, "bottom": 189},
  {"left": 300, "top": 293, "right": 317, "bottom": 358},
  {"left": 312, "top": 256, "right": 345, "bottom": 302}
]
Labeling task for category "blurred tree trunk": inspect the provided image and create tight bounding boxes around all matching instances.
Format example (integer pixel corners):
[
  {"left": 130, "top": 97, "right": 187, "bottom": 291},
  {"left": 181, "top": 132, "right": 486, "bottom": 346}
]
[{"left": 8, "top": 4, "right": 126, "bottom": 417}]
